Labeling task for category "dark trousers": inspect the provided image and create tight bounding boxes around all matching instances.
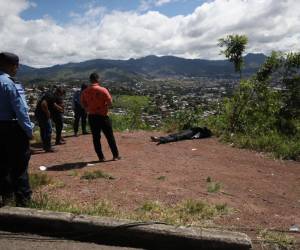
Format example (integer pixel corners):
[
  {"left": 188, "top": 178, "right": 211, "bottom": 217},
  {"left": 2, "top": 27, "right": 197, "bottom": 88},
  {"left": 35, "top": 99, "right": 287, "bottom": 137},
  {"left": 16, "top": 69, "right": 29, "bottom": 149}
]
[
  {"left": 88, "top": 115, "right": 119, "bottom": 159},
  {"left": 52, "top": 113, "right": 63, "bottom": 143},
  {"left": 0, "top": 121, "right": 32, "bottom": 205},
  {"left": 74, "top": 106, "right": 87, "bottom": 134},
  {"left": 37, "top": 118, "right": 52, "bottom": 150}
]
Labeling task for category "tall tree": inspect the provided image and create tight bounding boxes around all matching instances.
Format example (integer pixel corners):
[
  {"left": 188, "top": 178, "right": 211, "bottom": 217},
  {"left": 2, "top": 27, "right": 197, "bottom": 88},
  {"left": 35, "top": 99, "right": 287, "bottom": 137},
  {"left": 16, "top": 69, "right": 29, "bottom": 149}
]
[{"left": 218, "top": 34, "right": 248, "bottom": 78}]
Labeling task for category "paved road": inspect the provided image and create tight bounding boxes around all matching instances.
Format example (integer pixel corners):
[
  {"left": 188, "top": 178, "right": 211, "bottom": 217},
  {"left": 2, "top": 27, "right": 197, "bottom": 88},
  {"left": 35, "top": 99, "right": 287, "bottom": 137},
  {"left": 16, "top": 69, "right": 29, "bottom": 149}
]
[{"left": 0, "top": 231, "right": 143, "bottom": 250}]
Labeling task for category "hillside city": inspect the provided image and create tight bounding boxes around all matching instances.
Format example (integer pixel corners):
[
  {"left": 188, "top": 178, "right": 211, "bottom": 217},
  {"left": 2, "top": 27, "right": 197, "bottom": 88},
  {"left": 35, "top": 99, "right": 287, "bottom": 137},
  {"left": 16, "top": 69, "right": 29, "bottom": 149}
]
[{"left": 23, "top": 76, "right": 238, "bottom": 128}]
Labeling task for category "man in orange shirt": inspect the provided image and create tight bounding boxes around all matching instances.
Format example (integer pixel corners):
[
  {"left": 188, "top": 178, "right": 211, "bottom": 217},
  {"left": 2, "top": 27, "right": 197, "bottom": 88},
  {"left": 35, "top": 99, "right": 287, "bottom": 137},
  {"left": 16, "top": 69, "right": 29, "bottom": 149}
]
[{"left": 81, "top": 72, "right": 120, "bottom": 161}]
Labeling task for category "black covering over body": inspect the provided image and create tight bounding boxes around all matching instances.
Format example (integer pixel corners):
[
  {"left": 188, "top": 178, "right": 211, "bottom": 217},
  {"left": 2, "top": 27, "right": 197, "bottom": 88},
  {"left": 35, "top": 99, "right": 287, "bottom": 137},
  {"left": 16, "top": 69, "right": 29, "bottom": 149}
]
[{"left": 155, "top": 127, "right": 212, "bottom": 144}]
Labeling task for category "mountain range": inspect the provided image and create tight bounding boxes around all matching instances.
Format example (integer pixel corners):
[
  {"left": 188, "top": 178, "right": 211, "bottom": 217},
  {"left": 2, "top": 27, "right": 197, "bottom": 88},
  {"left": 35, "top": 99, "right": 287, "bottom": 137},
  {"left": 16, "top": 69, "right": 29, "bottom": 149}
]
[{"left": 18, "top": 53, "right": 267, "bottom": 82}]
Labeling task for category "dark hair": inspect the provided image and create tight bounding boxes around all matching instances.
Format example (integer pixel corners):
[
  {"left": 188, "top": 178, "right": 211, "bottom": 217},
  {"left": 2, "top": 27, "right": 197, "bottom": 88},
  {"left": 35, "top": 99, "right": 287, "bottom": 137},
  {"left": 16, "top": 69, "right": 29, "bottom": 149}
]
[
  {"left": 89, "top": 72, "right": 99, "bottom": 83},
  {"left": 0, "top": 52, "right": 19, "bottom": 68},
  {"left": 54, "top": 86, "right": 65, "bottom": 95},
  {"left": 81, "top": 83, "right": 88, "bottom": 91}
]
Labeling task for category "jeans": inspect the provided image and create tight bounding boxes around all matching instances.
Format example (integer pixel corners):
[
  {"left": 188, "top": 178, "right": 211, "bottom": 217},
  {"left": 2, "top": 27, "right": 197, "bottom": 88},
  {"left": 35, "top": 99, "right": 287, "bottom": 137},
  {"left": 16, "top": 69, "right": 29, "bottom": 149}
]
[
  {"left": 73, "top": 106, "right": 87, "bottom": 134},
  {"left": 52, "top": 113, "right": 63, "bottom": 143},
  {"left": 37, "top": 118, "right": 52, "bottom": 150},
  {"left": 88, "top": 115, "right": 119, "bottom": 159},
  {"left": 0, "top": 121, "right": 32, "bottom": 205}
]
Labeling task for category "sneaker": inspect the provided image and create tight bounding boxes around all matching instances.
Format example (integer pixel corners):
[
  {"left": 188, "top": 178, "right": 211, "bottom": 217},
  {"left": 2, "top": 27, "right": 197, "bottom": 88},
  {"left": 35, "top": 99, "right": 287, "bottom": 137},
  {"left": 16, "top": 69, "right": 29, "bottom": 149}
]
[
  {"left": 55, "top": 141, "right": 66, "bottom": 145},
  {"left": 45, "top": 148, "right": 56, "bottom": 153},
  {"left": 150, "top": 136, "right": 160, "bottom": 142},
  {"left": 113, "top": 156, "right": 121, "bottom": 161}
]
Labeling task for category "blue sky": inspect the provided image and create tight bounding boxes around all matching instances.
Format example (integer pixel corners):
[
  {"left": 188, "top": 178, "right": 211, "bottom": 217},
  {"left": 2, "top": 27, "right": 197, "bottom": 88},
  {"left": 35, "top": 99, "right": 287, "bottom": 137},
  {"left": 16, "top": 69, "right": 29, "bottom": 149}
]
[
  {"left": 21, "top": 0, "right": 206, "bottom": 24},
  {"left": 1, "top": 0, "right": 299, "bottom": 67}
]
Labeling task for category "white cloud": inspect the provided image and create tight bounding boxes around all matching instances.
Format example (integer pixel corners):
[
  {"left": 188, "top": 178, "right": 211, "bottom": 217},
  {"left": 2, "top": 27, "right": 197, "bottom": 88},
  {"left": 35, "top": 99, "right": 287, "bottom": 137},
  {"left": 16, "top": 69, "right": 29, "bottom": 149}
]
[
  {"left": 0, "top": 0, "right": 300, "bottom": 67},
  {"left": 155, "top": 0, "right": 172, "bottom": 7}
]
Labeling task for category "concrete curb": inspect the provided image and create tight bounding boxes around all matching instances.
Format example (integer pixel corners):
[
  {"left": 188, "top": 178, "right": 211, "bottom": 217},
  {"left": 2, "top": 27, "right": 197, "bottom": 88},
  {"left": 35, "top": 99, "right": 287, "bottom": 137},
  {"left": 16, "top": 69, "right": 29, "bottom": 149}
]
[{"left": 0, "top": 206, "right": 252, "bottom": 249}]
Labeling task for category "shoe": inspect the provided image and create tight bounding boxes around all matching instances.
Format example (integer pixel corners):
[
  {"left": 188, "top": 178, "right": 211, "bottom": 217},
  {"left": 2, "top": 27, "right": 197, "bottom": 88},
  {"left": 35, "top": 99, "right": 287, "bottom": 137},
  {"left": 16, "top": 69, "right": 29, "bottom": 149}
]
[
  {"left": 16, "top": 198, "right": 31, "bottom": 207},
  {"left": 99, "top": 158, "right": 105, "bottom": 162},
  {"left": 113, "top": 156, "right": 121, "bottom": 161},
  {"left": 150, "top": 136, "right": 160, "bottom": 142},
  {"left": 45, "top": 148, "right": 56, "bottom": 153},
  {"left": 82, "top": 131, "right": 89, "bottom": 135},
  {"left": 55, "top": 141, "right": 66, "bottom": 145}
]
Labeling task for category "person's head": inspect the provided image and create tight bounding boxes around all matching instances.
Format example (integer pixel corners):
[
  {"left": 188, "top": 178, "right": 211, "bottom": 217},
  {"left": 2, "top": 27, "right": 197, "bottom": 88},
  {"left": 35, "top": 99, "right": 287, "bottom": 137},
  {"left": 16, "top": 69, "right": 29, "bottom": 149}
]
[
  {"left": 0, "top": 52, "right": 19, "bottom": 77},
  {"left": 89, "top": 72, "right": 99, "bottom": 83},
  {"left": 54, "top": 86, "right": 65, "bottom": 97},
  {"left": 81, "top": 83, "right": 88, "bottom": 91}
]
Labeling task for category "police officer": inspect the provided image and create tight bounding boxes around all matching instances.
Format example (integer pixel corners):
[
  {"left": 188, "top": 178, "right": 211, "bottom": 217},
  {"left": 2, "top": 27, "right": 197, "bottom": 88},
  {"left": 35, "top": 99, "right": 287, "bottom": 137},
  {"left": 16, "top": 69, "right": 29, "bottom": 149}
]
[{"left": 0, "top": 52, "right": 33, "bottom": 207}]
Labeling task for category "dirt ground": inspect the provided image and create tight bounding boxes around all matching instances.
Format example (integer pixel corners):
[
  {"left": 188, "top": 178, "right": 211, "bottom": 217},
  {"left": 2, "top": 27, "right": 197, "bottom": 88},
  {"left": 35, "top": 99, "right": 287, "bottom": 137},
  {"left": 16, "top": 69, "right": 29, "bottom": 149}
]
[{"left": 29, "top": 131, "right": 300, "bottom": 248}]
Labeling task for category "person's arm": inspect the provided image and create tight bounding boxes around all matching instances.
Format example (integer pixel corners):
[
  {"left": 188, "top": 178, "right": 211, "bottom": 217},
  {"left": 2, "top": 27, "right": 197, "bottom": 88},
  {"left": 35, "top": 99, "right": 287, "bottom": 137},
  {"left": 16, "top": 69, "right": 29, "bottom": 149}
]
[
  {"left": 54, "top": 102, "right": 64, "bottom": 112},
  {"left": 103, "top": 88, "right": 112, "bottom": 107},
  {"left": 7, "top": 83, "right": 33, "bottom": 139},
  {"left": 41, "top": 100, "right": 51, "bottom": 119},
  {"left": 80, "top": 91, "right": 87, "bottom": 111}
]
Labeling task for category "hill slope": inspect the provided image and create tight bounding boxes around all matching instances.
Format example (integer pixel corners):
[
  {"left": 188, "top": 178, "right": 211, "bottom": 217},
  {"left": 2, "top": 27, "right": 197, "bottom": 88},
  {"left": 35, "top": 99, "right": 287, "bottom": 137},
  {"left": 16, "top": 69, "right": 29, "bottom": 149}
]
[{"left": 18, "top": 53, "right": 266, "bottom": 82}]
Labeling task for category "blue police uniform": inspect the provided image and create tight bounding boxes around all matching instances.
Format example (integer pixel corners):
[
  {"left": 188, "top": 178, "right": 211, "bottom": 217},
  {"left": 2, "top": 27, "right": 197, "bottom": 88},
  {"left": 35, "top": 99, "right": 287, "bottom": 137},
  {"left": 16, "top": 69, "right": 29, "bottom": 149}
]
[{"left": 0, "top": 71, "right": 33, "bottom": 206}]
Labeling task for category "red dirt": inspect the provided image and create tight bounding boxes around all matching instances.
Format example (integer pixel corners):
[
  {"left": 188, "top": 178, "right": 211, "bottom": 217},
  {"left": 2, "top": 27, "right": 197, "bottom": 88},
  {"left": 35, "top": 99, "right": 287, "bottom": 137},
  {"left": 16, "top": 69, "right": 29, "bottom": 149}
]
[{"left": 29, "top": 131, "right": 300, "bottom": 247}]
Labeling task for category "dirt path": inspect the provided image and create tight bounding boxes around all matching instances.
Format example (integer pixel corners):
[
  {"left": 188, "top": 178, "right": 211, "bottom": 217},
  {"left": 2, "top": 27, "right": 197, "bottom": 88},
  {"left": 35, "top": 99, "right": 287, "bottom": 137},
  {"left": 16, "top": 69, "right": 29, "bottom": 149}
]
[{"left": 29, "top": 131, "right": 300, "bottom": 243}]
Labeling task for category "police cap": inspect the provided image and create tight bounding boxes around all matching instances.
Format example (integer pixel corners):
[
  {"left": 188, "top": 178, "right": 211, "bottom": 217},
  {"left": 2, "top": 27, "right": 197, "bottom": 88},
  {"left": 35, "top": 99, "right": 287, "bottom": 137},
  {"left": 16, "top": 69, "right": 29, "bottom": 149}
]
[{"left": 0, "top": 52, "right": 19, "bottom": 66}]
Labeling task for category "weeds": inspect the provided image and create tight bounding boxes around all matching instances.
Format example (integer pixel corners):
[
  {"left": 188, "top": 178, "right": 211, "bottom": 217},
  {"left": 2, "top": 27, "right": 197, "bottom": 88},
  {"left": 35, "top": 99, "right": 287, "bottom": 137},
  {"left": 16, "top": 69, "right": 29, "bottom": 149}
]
[
  {"left": 81, "top": 170, "right": 115, "bottom": 180},
  {"left": 157, "top": 176, "right": 166, "bottom": 181},
  {"left": 29, "top": 194, "right": 229, "bottom": 227},
  {"left": 258, "top": 229, "right": 296, "bottom": 250},
  {"left": 29, "top": 173, "right": 52, "bottom": 190},
  {"left": 133, "top": 200, "right": 229, "bottom": 226},
  {"left": 206, "top": 177, "right": 222, "bottom": 193}
]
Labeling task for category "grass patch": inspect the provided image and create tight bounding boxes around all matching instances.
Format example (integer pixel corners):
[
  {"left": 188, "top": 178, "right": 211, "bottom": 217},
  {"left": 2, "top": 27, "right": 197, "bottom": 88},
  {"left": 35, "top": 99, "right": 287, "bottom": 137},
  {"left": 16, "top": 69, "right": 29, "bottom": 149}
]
[
  {"left": 29, "top": 193, "right": 116, "bottom": 217},
  {"left": 258, "top": 229, "right": 296, "bottom": 250},
  {"left": 157, "top": 176, "right": 166, "bottom": 181},
  {"left": 133, "top": 200, "right": 229, "bottom": 226},
  {"left": 68, "top": 170, "right": 79, "bottom": 177},
  {"left": 207, "top": 179, "right": 222, "bottom": 193},
  {"left": 229, "top": 132, "right": 300, "bottom": 161},
  {"left": 29, "top": 173, "right": 52, "bottom": 190},
  {"left": 29, "top": 195, "right": 229, "bottom": 227},
  {"left": 80, "top": 170, "right": 115, "bottom": 180}
]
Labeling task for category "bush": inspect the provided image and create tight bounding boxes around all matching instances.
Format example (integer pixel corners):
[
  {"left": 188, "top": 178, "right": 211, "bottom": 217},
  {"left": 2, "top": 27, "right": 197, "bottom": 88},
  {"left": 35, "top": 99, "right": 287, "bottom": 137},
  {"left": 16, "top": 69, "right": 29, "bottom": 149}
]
[{"left": 209, "top": 51, "right": 300, "bottom": 160}]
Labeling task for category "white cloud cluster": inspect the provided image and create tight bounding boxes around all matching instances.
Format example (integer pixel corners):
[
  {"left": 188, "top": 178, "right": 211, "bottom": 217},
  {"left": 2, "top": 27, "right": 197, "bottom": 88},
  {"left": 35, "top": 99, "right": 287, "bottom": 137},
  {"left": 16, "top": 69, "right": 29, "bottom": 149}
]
[{"left": 0, "top": 0, "right": 299, "bottom": 67}]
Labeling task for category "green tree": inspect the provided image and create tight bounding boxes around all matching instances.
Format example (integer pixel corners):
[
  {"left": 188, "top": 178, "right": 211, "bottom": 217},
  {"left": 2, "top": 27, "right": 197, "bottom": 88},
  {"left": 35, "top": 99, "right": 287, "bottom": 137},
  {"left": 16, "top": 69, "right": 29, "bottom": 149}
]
[{"left": 218, "top": 34, "right": 248, "bottom": 78}]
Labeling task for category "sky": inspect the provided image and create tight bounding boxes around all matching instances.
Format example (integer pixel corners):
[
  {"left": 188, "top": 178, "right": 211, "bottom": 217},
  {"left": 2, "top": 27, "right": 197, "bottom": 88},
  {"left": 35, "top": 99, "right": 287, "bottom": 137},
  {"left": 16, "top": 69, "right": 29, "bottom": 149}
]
[{"left": 0, "top": 0, "right": 299, "bottom": 68}]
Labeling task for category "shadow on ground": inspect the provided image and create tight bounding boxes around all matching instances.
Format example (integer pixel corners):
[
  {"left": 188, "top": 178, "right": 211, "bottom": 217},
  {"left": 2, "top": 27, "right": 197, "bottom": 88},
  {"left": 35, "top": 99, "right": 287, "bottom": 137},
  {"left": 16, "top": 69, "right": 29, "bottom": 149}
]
[{"left": 46, "top": 161, "right": 100, "bottom": 171}]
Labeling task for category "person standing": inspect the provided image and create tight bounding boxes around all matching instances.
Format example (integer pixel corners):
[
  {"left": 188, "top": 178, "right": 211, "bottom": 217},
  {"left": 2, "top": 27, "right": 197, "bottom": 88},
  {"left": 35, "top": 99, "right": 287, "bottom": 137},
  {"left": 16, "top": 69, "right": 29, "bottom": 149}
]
[
  {"left": 51, "top": 87, "right": 65, "bottom": 145},
  {"left": 35, "top": 87, "right": 64, "bottom": 152},
  {"left": 0, "top": 52, "right": 33, "bottom": 206},
  {"left": 72, "top": 84, "right": 88, "bottom": 136},
  {"left": 81, "top": 73, "right": 120, "bottom": 161}
]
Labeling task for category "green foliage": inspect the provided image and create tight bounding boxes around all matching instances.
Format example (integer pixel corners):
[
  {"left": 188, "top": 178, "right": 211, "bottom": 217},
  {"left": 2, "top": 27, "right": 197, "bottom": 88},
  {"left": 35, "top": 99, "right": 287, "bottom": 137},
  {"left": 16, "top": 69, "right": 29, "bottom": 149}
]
[
  {"left": 112, "top": 95, "right": 151, "bottom": 131},
  {"left": 218, "top": 34, "right": 248, "bottom": 77},
  {"left": 210, "top": 50, "right": 300, "bottom": 160},
  {"left": 162, "top": 106, "right": 204, "bottom": 132}
]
